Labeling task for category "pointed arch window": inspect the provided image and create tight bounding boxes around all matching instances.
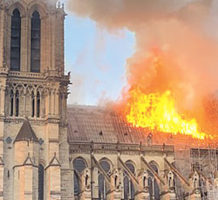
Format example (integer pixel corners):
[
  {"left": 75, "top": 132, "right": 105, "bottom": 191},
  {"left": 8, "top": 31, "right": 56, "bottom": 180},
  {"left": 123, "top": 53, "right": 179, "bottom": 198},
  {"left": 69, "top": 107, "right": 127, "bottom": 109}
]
[
  {"left": 15, "top": 90, "right": 19, "bottom": 117},
  {"left": 38, "top": 164, "right": 44, "bottom": 200},
  {"left": 32, "top": 92, "right": 35, "bottom": 117},
  {"left": 10, "top": 9, "right": 21, "bottom": 71},
  {"left": 98, "top": 160, "right": 111, "bottom": 200},
  {"left": 37, "top": 92, "right": 40, "bottom": 118},
  {"left": 73, "top": 158, "right": 87, "bottom": 197},
  {"left": 10, "top": 90, "right": 14, "bottom": 116},
  {"left": 31, "top": 11, "right": 41, "bottom": 73},
  {"left": 123, "top": 161, "right": 135, "bottom": 200},
  {"left": 148, "top": 163, "right": 160, "bottom": 200}
]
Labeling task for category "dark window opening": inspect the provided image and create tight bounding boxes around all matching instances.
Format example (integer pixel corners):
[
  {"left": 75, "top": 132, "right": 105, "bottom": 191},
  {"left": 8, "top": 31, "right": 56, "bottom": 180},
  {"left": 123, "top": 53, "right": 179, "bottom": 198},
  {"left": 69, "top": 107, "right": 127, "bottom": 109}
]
[
  {"left": 10, "top": 90, "right": 14, "bottom": 116},
  {"left": 98, "top": 173, "right": 106, "bottom": 200},
  {"left": 10, "top": 9, "right": 21, "bottom": 71},
  {"left": 74, "top": 172, "right": 80, "bottom": 197},
  {"left": 37, "top": 92, "right": 40, "bottom": 118},
  {"left": 31, "top": 11, "right": 41, "bottom": 73},
  {"left": 32, "top": 92, "right": 35, "bottom": 117},
  {"left": 148, "top": 163, "right": 160, "bottom": 200},
  {"left": 98, "top": 160, "right": 111, "bottom": 200},
  {"left": 38, "top": 164, "right": 44, "bottom": 200},
  {"left": 15, "top": 90, "right": 19, "bottom": 117}
]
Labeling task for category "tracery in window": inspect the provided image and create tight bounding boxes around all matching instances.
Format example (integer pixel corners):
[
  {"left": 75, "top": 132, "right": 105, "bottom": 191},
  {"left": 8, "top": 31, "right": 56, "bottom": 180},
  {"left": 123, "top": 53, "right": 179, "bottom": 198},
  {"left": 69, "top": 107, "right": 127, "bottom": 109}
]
[
  {"left": 148, "top": 163, "right": 160, "bottom": 200},
  {"left": 123, "top": 161, "right": 135, "bottom": 200},
  {"left": 98, "top": 160, "right": 111, "bottom": 200},
  {"left": 73, "top": 158, "right": 87, "bottom": 197}
]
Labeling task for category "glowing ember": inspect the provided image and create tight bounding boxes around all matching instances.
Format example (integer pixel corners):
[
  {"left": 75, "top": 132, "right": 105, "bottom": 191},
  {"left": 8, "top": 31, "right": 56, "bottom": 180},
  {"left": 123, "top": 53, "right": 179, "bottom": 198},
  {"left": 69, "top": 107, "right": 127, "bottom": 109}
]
[{"left": 124, "top": 88, "right": 207, "bottom": 140}]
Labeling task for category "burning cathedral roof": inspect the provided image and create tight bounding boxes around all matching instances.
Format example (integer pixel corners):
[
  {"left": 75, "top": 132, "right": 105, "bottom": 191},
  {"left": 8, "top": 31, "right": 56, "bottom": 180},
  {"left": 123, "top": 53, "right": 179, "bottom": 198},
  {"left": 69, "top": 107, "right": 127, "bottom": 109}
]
[{"left": 67, "top": 105, "right": 215, "bottom": 148}]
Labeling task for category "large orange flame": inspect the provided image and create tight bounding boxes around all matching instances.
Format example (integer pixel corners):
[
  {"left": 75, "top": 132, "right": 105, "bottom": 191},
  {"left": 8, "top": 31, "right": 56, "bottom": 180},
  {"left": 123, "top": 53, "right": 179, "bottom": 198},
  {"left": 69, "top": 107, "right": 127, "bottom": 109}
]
[{"left": 124, "top": 88, "right": 208, "bottom": 140}]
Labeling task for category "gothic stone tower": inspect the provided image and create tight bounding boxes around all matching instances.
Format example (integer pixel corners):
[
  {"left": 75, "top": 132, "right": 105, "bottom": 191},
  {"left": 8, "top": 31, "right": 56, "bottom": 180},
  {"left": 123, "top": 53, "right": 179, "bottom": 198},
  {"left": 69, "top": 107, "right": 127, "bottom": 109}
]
[{"left": 0, "top": 0, "right": 71, "bottom": 199}]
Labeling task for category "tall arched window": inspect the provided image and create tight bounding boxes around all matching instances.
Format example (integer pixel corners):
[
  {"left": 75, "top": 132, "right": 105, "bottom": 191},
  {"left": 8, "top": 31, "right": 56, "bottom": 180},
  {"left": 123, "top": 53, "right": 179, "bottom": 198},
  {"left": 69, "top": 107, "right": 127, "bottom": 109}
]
[
  {"left": 10, "top": 90, "right": 14, "bottom": 116},
  {"left": 123, "top": 161, "right": 135, "bottom": 200},
  {"left": 98, "top": 160, "right": 111, "bottom": 200},
  {"left": 31, "top": 11, "right": 41, "bottom": 73},
  {"left": 15, "top": 90, "right": 19, "bottom": 117},
  {"left": 73, "top": 158, "right": 87, "bottom": 198},
  {"left": 32, "top": 92, "right": 35, "bottom": 117},
  {"left": 148, "top": 163, "right": 160, "bottom": 200},
  {"left": 38, "top": 164, "right": 44, "bottom": 200},
  {"left": 37, "top": 92, "right": 40, "bottom": 118},
  {"left": 10, "top": 9, "right": 21, "bottom": 71}
]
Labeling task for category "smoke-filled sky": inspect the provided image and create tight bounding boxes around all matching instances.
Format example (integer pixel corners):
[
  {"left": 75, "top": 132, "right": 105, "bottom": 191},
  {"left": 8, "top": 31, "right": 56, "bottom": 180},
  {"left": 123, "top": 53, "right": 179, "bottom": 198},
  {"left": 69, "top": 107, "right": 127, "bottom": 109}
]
[
  {"left": 66, "top": 0, "right": 218, "bottom": 119},
  {"left": 65, "top": 0, "right": 218, "bottom": 134}
]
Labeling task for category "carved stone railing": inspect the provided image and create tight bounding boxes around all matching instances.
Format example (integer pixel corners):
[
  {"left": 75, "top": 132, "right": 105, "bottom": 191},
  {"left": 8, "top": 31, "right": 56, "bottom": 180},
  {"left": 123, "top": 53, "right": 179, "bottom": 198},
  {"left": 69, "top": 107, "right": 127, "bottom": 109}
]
[
  {"left": 9, "top": 71, "right": 44, "bottom": 79},
  {"left": 8, "top": 70, "right": 70, "bottom": 81}
]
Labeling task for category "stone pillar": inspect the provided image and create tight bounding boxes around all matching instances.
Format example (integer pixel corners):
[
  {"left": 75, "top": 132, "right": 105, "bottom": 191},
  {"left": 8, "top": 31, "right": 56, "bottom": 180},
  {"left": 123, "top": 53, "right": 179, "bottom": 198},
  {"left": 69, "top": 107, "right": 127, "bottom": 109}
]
[
  {"left": 107, "top": 168, "right": 122, "bottom": 200},
  {"left": 189, "top": 171, "right": 201, "bottom": 200},
  {"left": 24, "top": 166, "right": 33, "bottom": 200},
  {"left": 80, "top": 168, "right": 91, "bottom": 200},
  {"left": 161, "top": 171, "right": 176, "bottom": 200},
  {"left": 59, "top": 125, "right": 73, "bottom": 200},
  {"left": 34, "top": 92, "right": 37, "bottom": 119},
  {"left": 0, "top": 86, "right": 5, "bottom": 115},
  {"left": 20, "top": 15, "right": 28, "bottom": 72},
  {"left": 14, "top": 167, "right": 25, "bottom": 200},
  {"left": 0, "top": 158, "right": 4, "bottom": 200},
  {"left": 135, "top": 171, "right": 149, "bottom": 200},
  {"left": 0, "top": 8, "right": 4, "bottom": 68},
  {"left": 92, "top": 167, "right": 99, "bottom": 199},
  {"left": 47, "top": 166, "right": 61, "bottom": 200}
]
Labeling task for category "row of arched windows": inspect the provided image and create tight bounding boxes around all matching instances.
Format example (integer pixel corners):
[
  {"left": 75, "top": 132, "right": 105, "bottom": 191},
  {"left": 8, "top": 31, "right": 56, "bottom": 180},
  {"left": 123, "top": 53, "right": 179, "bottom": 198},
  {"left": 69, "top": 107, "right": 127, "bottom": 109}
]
[
  {"left": 73, "top": 158, "right": 161, "bottom": 200},
  {"left": 10, "top": 9, "right": 41, "bottom": 72},
  {"left": 10, "top": 90, "right": 40, "bottom": 118}
]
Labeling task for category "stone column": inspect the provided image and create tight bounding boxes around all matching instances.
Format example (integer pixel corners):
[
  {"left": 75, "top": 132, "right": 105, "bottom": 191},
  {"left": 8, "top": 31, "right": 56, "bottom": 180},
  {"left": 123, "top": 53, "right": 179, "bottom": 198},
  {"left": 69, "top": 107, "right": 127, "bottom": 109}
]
[
  {"left": 24, "top": 166, "right": 33, "bottom": 200},
  {"left": 107, "top": 168, "right": 122, "bottom": 200},
  {"left": 13, "top": 89, "right": 15, "bottom": 116},
  {"left": 80, "top": 168, "right": 91, "bottom": 200},
  {"left": 135, "top": 170, "right": 149, "bottom": 200},
  {"left": 48, "top": 166, "right": 61, "bottom": 200},
  {"left": 92, "top": 167, "right": 99, "bottom": 199},
  {"left": 0, "top": 159, "right": 4, "bottom": 200},
  {"left": 20, "top": 15, "right": 28, "bottom": 72}
]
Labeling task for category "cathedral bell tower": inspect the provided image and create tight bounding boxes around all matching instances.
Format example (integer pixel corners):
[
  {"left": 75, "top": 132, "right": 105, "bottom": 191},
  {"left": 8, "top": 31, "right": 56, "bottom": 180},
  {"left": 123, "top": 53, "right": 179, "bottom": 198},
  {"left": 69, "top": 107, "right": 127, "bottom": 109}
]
[{"left": 0, "top": 0, "right": 71, "bottom": 199}]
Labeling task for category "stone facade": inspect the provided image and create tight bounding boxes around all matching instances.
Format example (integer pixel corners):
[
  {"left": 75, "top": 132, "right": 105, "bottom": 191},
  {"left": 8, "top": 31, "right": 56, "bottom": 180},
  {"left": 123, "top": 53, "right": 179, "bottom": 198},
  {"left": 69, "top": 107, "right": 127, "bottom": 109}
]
[
  {"left": 0, "top": 0, "right": 217, "bottom": 200},
  {"left": 0, "top": 0, "right": 71, "bottom": 199}
]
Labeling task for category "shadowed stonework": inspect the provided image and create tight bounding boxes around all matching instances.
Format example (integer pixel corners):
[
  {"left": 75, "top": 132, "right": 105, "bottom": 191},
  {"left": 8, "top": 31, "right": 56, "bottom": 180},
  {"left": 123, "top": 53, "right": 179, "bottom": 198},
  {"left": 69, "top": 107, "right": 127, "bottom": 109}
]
[{"left": 0, "top": 0, "right": 218, "bottom": 200}]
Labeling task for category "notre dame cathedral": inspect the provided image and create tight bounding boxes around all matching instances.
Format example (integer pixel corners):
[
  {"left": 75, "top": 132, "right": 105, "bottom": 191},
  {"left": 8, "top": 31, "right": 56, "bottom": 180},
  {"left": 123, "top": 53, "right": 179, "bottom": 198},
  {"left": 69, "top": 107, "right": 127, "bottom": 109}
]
[{"left": 0, "top": 0, "right": 218, "bottom": 200}]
